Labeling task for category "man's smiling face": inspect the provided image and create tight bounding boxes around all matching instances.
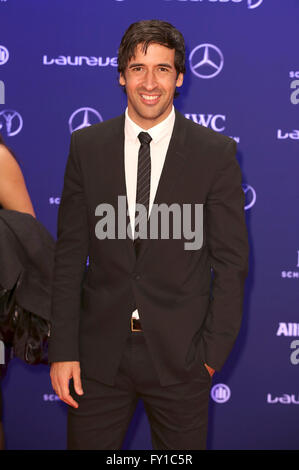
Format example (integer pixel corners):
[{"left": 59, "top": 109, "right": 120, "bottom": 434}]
[{"left": 119, "top": 43, "right": 183, "bottom": 129}]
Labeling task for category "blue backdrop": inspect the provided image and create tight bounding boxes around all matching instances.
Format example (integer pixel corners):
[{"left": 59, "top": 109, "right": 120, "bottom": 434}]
[{"left": 0, "top": 0, "right": 298, "bottom": 450}]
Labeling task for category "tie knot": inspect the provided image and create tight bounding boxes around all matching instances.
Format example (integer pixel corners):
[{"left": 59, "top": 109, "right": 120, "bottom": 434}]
[{"left": 138, "top": 132, "right": 152, "bottom": 145}]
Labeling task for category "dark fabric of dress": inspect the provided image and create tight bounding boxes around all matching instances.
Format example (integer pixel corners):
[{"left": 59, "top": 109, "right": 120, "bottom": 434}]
[{"left": 0, "top": 208, "right": 55, "bottom": 420}]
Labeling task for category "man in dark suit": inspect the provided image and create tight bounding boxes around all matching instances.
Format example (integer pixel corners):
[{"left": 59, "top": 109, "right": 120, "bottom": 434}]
[{"left": 49, "top": 20, "right": 249, "bottom": 450}]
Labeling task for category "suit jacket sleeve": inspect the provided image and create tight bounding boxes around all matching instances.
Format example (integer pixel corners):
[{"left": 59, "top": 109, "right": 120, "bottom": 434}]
[
  {"left": 48, "top": 131, "right": 89, "bottom": 362},
  {"left": 202, "top": 139, "right": 249, "bottom": 371}
]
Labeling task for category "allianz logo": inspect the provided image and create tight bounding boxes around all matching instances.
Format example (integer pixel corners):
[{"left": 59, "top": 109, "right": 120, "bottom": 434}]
[
  {"left": 267, "top": 393, "right": 299, "bottom": 405},
  {"left": 276, "top": 322, "right": 299, "bottom": 337},
  {"left": 43, "top": 55, "right": 118, "bottom": 67}
]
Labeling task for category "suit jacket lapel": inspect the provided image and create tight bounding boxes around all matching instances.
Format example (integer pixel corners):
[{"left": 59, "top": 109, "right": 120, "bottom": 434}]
[{"left": 108, "top": 114, "right": 136, "bottom": 265}]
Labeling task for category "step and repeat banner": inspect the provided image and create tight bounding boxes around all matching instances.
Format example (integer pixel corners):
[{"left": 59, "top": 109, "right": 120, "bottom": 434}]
[{"left": 0, "top": 0, "right": 298, "bottom": 450}]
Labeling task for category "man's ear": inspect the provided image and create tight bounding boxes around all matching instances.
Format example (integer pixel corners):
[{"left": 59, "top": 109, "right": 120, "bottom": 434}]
[
  {"left": 119, "top": 73, "right": 126, "bottom": 86},
  {"left": 176, "top": 72, "right": 184, "bottom": 88}
]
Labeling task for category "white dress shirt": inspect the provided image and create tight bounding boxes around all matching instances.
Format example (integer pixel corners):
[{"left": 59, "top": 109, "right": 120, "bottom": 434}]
[{"left": 124, "top": 106, "right": 175, "bottom": 320}]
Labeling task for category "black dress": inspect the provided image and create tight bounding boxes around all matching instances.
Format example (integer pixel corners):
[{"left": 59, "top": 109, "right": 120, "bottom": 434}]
[{"left": 0, "top": 206, "right": 54, "bottom": 422}]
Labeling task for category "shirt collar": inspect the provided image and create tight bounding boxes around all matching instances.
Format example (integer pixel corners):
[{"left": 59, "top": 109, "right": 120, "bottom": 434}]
[{"left": 125, "top": 106, "right": 175, "bottom": 144}]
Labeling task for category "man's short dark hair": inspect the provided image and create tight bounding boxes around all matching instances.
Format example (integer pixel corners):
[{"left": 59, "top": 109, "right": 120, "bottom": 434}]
[{"left": 118, "top": 19, "right": 186, "bottom": 78}]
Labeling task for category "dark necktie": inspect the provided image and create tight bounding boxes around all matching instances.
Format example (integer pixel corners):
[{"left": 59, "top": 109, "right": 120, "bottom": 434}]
[{"left": 134, "top": 131, "right": 152, "bottom": 256}]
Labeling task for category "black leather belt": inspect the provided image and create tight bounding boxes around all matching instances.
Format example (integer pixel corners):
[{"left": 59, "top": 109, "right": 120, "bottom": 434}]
[{"left": 131, "top": 317, "right": 142, "bottom": 332}]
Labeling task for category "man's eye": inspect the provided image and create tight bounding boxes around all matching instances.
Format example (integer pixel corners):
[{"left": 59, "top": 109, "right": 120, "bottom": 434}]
[{"left": 132, "top": 67, "right": 142, "bottom": 72}]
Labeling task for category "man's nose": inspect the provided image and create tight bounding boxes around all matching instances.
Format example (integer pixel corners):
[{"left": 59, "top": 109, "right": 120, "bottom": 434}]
[{"left": 142, "top": 70, "right": 158, "bottom": 90}]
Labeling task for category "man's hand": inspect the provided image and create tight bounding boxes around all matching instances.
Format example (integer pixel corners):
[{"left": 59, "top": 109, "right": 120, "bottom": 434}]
[
  {"left": 50, "top": 361, "right": 83, "bottom": 408},
  {"left": 204, "top": 363, "right": 215, "bottom": 377}
]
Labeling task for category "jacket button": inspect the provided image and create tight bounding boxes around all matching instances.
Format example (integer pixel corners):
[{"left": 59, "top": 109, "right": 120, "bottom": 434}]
[{"left": 133, "top": 273, "right": 141, "bottom": 280}]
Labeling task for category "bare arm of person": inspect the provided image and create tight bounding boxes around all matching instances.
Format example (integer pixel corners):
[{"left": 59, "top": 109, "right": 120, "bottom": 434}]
[{"left": 0, "top": 144, "right": 36, "bottom": 218}]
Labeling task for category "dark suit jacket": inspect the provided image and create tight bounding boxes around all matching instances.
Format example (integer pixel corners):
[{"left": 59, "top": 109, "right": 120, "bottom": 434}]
[{"left": 48, "top": 109, "right": 249, "bottom": 387}]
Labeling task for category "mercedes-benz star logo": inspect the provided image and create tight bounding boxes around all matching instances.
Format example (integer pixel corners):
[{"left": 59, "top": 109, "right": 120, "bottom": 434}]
[
  {"left": 68, "top": 107, "right": 103, "bottom": 133},
  {"left": 248, "top": 0, "right": 263, "bottom": 9},
  {"left": 189, "top": 44, "right": 224, "bottom": 79},
  {"left": 0, "top": 110, "right": 23, "bottom": 137},
  {"left": 242, "top": 183, "right": 256, "bottom": 210},
  {"left": 0, "top": 46, "right": 9, "bottom": 66}
]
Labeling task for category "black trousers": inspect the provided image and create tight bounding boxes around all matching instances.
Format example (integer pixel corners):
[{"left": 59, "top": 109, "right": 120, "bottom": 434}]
[{"left": 67, "top": 332, "right": 212, "bottom": 450}]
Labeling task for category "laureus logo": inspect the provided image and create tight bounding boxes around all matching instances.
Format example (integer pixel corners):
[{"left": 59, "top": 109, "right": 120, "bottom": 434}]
[{"left": 0, "top": 109, "right": 23, "bottom": 137}]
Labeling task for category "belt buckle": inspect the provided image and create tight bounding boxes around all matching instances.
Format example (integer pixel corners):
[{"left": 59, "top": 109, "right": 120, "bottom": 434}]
[{"left": 131, "top": 317, "right": 142, "bottom": 332}]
